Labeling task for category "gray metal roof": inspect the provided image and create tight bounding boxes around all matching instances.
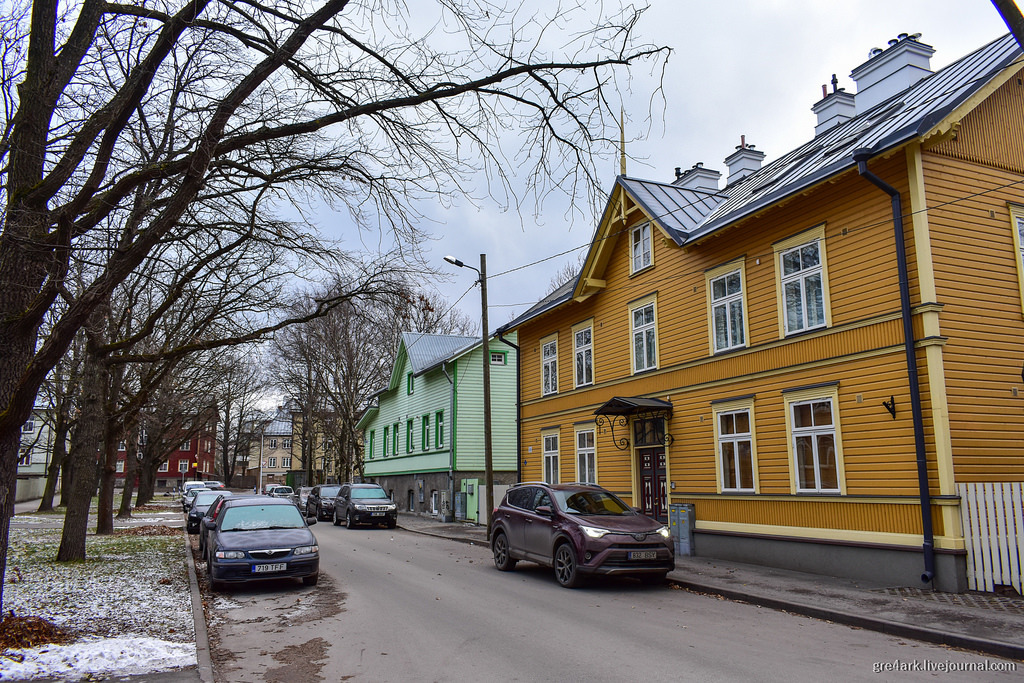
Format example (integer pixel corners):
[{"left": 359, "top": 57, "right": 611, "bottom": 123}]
[
  {"left": 618, "top": 178, "right": 725, "bottom": 244},
  {"left": 401, "top": 332, "right": 480, "bottom": 375},
  {"left": 263, "top": 407, "right": 292, "bottom": 436}
]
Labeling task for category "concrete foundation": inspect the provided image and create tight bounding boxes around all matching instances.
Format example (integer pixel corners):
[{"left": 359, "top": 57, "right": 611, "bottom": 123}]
[
  {"left": 368, "top": 471, "right": 518, "bottom": 521},
  {"left": 695, "top": 530, "right": 968, "bottom": 593}
]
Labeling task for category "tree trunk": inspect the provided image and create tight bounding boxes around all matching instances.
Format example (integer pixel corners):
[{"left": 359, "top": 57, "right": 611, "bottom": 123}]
[
  {"left": 135, "top": 457, "right": 159, "bottom": 507},
  {"left": 59, "top": 457, "right": 73, "bottom": 507},
  {"left": 95, "top": 436, "right": 119, "bottom": 534},
  {"left": 56, "top": 340, "right": 108, "bottom": 562},
  {"left": 118, "top": 424, "right": 140, "bottom": 518},
  {"left": 38, "top": 409, "right": 69, "bottom": 512}
]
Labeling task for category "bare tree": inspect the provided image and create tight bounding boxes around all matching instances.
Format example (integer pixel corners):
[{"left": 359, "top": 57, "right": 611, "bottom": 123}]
[
  {"left": 0, "top": 0, "right": 666, "bottom": 606},
  {"left": 211, "top": 349, "right": 266, "bottom": 487}
]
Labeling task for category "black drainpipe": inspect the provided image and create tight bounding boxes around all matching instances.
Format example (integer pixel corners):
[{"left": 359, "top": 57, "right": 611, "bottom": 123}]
[
  {"left": 496, "top": 331, "right": 522, "bottom": 483},
  {"left": 853, "top": 148, "right": 935, "bottom": 584}
]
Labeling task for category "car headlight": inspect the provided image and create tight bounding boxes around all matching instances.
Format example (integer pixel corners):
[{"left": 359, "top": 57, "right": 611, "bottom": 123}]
[
  {"left": 354, "top": 504, "right": 367, "bottom": 511},
  {"left": 386, "top": 504, "right": 396, "bottom": 511},
  {"left": 215, "top": 550, "right": 245, "bottom": 559},
  {"left": 293, "top": 545, "right": 319, "bottom": 556},
  {"left": 656, "top": 525, "right": 671, "bottom": 538},
  {"left": 581, "top": 525, "right": 610, "bottom": 539}
]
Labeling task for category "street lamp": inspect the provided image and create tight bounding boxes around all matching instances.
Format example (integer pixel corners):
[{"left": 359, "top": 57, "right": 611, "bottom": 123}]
[{"left": 443, "top": 254, "right": 494, "bottom": 530}]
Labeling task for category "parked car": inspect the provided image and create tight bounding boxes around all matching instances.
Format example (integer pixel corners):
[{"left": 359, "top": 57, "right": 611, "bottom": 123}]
[
  {"left": 306, "top": 484, "right": 342, "bottom": 521},
  {"left": 297, "top": 487, "right": 314, "bottom": 513},
  {"left": 489, "top": 482, "right": 674, "bottom": 588},
  {"left": 332, "top": 483, "right": 397, "bottom": 529},
  {"left": 182, "top": 486, "right": 209, "bottom": 512},
  {"left": 204, "top": 480, "right": 226, "bottom": 490},
  {"left": 204, "top": 497, "right": 319, "bottom": 590},
  {"left": 267, "top": 485, "right": 299, "bottom": 507},
  {"left": 200, "top": 494, "right": 255, "bottom": 558},
  {"left": 187, "top": 490, "right": 231, "bottom": 534}
]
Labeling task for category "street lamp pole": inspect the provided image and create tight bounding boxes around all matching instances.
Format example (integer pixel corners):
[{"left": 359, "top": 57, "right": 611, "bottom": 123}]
[{"left": 444, "top": 254, "right": 494, "bottom": 530}]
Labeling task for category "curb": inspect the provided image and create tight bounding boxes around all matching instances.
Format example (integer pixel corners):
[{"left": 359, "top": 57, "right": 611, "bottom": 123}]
[
  {"left": 668, "top": 577, "right": 1024, "bottom": 661},
  {"left": 184, "top": 532, "right": 215, "bottom": 683},
  {"left": 398, "top": 524, "right": 486, "bottom": 546}
]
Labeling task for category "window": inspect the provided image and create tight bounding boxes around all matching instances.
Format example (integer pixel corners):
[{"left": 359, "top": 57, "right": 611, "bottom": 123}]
[
  {"left": 282, "top": 438, "right": 292, "bottom": 449},
  {"left": 490, "top": 351, "right": 506, "bottom": 365},
  {"left": 775, "top": 227, "right": 830, "bottom": 336},
  {"left": 407, "top": 372, "right": 414, "bottom": 395},
  {"left": 543, "top": 431, "right": 560, "bottom": 484},
  {"left": 282, "top": 457, "right": 291, "bottom": 468},
  {"left": 392, "top": 422, "right": 399, "bottom": 455},
  {"left": 541, "top": 337, "right": 558, "bottom": 396},
  {"left": 406, "top": 419, "right": 414, "bottom": 453},
  {"left": 708, "top": 266, "right": 746, "bottom": 353},
  {"left": 158, "top": 462, "right": 169, "bottom": 472},
  {"left": 435, "top": 411, "right": 444, "bottom": 448},
  {"left": 784, "top": 384, "right": 844, "bottom": 495},
  {"left": 118, "top": 441, "right": 126, "bottom": 451},
  {"left": 178, "top": 461, "right": 189, "bottom": 473},
  {"left": 575, "top": 429, "right": 596, "bottom": 484},
  {"left": 383, "top": 427, "right": 389, "bottom": 456},
  {"left": 421, "top": 415, "right": 430, "bottom": 451},
  {"left": 18, "top": 448, "right": 31, "bottom": 466},
  {"left": 180, "top": 440, "right": 191, "bottom": 451},
  {"left": 116, "top": 460, "right": 125, "bottom": 473},
  {"left": 1010, "top": 205, "right": 1024, "bottom": 312},
  {"left": 22, "top": 420, "right": 34, "bottom": 432},
  {"left": 631, "top": 222, "right": 652, "bottom": 273},
  {"left": 367, "top": 431, "right": 375, "bottom": 460},
  {"left": 268, "top": 438, "right": 277, "bottom": 449},
  {"left": 573, "top": 324, "right": 593, "bottom": 388},
  {"left": 631, "top": 299, "right": 657, "bottom": 373},
  {"left": 268, "top": 457, "right": 277, "bottom": 468},
  {"left": 716, "top": 408, "right": 755, "bottom": 492}
]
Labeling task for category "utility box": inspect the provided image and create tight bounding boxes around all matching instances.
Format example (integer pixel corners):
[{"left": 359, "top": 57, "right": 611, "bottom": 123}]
[
  {"left": 669, "top": 503, "right": 695, "bottom": 557},
  {"left": 454, "top": 492, "right": 468, "bottom": 521}
]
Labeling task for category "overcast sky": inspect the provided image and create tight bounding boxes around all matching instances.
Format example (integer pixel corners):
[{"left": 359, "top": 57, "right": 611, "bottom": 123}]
[{"left": 326, "top": 0, "right": 1017, "bottom": 332}]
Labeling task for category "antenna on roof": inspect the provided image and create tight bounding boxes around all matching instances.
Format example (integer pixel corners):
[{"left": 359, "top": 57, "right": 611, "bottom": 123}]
[{"left": 619, "top": 107, "right": 627, "bottom": 176}]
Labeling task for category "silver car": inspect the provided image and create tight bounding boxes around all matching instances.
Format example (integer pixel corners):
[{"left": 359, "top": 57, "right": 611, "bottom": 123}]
[{"left": 268, "top": 485, "right": 300, "bottom": 507}]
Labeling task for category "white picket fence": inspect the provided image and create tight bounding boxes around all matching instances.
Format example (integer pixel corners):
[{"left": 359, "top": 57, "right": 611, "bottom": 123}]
[{"left": 958, "top": 482, "right": 1024, "bottom": 593}]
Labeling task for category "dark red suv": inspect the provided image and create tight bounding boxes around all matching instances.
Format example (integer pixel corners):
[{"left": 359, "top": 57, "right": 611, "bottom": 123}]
[{"left": 489, "top": 482, "right": 674, "bottom": 587}]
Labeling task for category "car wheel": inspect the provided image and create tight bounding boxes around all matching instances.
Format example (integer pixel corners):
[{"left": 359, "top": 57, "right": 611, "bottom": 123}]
[
  {"left": 302, "top": 573, "right": 319, "bottom": 587},
  {"left": 492, "top": 532, "right": 517, "bottom": 572},
  {"left": 332, "top": 509, "right": 341, "bottom": 526},
  {"left": 554, "top": 543, "right": 581, "bottom": 588},
  {"left": 345, "top": 511, "right": 355, "bottom": 529},
  {"left": 387, "top": 520, "right": 397, "bottom": 530}
]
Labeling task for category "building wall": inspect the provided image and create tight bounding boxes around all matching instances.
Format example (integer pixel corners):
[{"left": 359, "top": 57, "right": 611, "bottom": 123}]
[{"left": 453, "top": 333, "right": 518, "bottom": 473}]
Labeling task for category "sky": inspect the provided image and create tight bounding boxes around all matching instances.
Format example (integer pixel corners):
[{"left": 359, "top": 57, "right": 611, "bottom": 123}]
[{"left": 322, "top": 0, "right": 1018, "bottom": 332}]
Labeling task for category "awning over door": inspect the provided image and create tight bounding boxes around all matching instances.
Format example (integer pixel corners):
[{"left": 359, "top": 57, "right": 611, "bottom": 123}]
[{"left": 594, "top": 396, "right": 673, "bottom": 416}]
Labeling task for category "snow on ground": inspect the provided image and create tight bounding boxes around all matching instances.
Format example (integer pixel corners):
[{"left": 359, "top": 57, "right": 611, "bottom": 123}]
[{"left": 2, "top": 510, "right": 198, "bottom": 680}]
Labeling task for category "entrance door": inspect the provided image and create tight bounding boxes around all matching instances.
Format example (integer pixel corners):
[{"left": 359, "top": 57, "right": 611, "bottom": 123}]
[{"left": 638, "top": 448, "right": 667, "bottom": 522}]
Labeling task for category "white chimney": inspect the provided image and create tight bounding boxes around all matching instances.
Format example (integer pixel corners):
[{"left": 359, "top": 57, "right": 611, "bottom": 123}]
[
  {"left": 724, "top": 136, "right": 765, "bottom": 185},
  {"left": 850, "top": 33, "right": 934, "bottom": 112},
  {"left": 673, "top": 163, "right": 721, "bottom": 192},
  {"left": 812, "top": 76, "right": 856, "bottom": 136}
]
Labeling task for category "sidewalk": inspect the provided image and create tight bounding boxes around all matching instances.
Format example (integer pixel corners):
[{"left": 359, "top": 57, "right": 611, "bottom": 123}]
[{"left": 397, "top": 512, "right": 1024, "bottom": 661}]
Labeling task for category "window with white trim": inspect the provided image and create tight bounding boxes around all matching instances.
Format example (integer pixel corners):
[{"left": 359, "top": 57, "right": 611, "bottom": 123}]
[
  {"left": 282, "top": 438, "right": 292, "bottom": 449},
  {"left": 490, "top": 352, "right": 506, "bottom": 365},
  {"left": 282, "top": 457, "right": 291, "bottom": 468},
  {"left": 158, "top": 462, "right": 169, "bottom": 472},
  {"left": 18, "top": 448, "right": 31, "bottom": 466},
  {"left": 631, "top": 222, "right": 652, "bottom": 273},
  {"left": 717, "top": 410, "right": 754, "bottom": 491},
  {"left": 791, "top": 398, "right": 839, "bottom": 493},
  {"left": 541, "top": 337, "right": 558, "bottom": 396},
  {"left": 435, "top": 411, "right": 444, "bottom": 447},
  {"left": 1010, "top": 205, "right": 1024, "bottom": 312},
  {"left": 710, "top": 269, "right": 745, "bottom": 352},
  {"left": 268, "top": 438, "right": 277, "bottom": 449},
  {"left": 543, "top": 432, "right": 560, "bottom": 484},
  {"left": 367, "top": 431, "right": 375, "bottom": 460},
  {"left": 178, "top": 461, "right": 189, "bottom": 473},
  {"left": 268, "top": 457, "right": 277, "bottom": 468},
  {"left": 780, "top": 240, "right": 825, "bottom": 334},
  {"left": 574, "top": 325, "right": 593, "bottom": 388},
  {"left": 116, "top": 460, "right": 125, "bottom": 473},
  {"left": 180, "top": 440, "right": 191, "bottom": 451},
  {"left": 22, "top": 420, "right": 34, "bottom": 432},
  {"left": 421, "top": 415, "right": 430, "bottom": 451},
  {"left": 383, "top": 426, "right": 389, "bottom": 457},
  {"left": 575, "top": 429, "right": 596, "bottom": 484},
  {"left": 631, "top": 302, "right": 657, "bottom": 373}
]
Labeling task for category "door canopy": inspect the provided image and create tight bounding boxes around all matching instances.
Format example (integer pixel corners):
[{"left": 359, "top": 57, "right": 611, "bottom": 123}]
[{"left": 594, "top": 397, "right": 674, "bottom": 451}]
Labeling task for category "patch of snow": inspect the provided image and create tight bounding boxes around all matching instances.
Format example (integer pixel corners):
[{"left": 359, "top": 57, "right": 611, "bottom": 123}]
[{"left": 0, "top": 636, "right": 196, "bottom": 680}]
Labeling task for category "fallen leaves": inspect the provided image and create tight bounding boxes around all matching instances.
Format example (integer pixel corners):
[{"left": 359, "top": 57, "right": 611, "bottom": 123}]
[
  {"left": 114, "top": 525, "right": 179, "bottom": 537},
  {"left": 0, "top": 614, "right": 71, "bottom": 652}
]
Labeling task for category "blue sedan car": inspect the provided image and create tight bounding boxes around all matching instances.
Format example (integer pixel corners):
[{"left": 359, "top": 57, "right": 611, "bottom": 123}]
[{"left": 204, "top": 497, "right": 319, "bottom": 590}]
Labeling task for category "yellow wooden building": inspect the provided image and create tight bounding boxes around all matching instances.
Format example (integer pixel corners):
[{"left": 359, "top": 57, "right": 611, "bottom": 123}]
[{"left": 498, "top": 33, "right": 1024, "bottom": 593}]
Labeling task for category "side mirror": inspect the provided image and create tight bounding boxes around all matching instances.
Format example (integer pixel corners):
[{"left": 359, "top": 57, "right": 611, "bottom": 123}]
[
  {"left": 203, "top": 519, "right": 216, "bottom": 530},
  {"left": 535, "top": 505, "right": 553, "bottom": 517},
  {"left": 306, "top": 516, "right": 318, "bottom": 526}
]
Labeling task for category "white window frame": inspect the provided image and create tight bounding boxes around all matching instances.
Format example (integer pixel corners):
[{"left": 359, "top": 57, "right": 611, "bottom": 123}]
[
  {"left": 573, "top": 322, "right": 594, "bottom": 388},
  {"left": 180, "top": 440, "right": 191, "bottom": 451},
  {"left": 541, "top": 336, "right": 558, "bottom": 396},
  {"left": 630, "top": 296, "right": 658, "bottom": 374},
  {"left": 630, "top": 221, "right": 652, "bottom": 273},
  {"left": 712, "top": 399, "right": 758, "bottom": 493},
  {"left": 22, "top": 420, "right": 34, "bottom": 433},
  {"left": 706, "top": 261, "right": 748, "bottom": 354},
  {"left": 158, "top": 462, "right": 169, "bottom": 473},
  {"left": 18, "top": 448, "right": 31, "bottom": 466},
  {"left": 1010, "top": 205, "right": 1024, "bottom": 315},
  {"left": 282, "top": 457, "right": 291, "bottom": 468},
  {"left": 268, "top": 457, "right": 277, "bottom": 468},
  {"left": 178, "top": 461, "right": 189, "bottom": 473},
  {"left": 282, "top": 438, "right": 292, "bottom": 449},
  {"left": 490, "top": 351, "right": 506, "bottom": 365},
  {"left": 116, "top": 460, "right": 125, "bottom": 473},
  {"left": 268, "top": 438, "right": 277, "bottom": 449},
  {"left": 784, "top": 385, "right": 845, "bottom": 495},
  {"left": 774, "top": 225, "right": 831, "bottom": 337},
  {"left": 542, "top": 431, "right": 560, "bottom": 484},
  {"left": 575, "top": 428, "right": 596, "bottom": 484}
]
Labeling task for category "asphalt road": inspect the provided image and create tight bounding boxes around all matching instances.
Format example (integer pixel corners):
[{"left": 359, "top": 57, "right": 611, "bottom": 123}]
[{"left": 205, "top": 525, "right": 1018, "bottom": 682}]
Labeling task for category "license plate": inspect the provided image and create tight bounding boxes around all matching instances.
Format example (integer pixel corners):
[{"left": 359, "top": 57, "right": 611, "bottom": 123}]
[
  {"left": 253, "top": 563, "right": 287, "bottom": 573},
  {"left": 629, "top": 551, "right": 657, "bottom": 560},
  {"left": 371, "top": 512, "right": 384, "bottom": 516}
]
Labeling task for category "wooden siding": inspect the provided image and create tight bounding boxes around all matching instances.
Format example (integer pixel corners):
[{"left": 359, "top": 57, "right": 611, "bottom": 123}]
[
  {"left": 453, "top": 334, "right": 519, "bottom": 473},
  {"left": 922, "top": 149, "right": 1024, "bottom": 482}
]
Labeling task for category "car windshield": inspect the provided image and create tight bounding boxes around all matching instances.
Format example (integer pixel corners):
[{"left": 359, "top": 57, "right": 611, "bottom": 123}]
[
  {"left": 351, "top": 487, "right": 387, "bottom": 500},
  {"left": 186, "top": 489, "right": 207, "bottom": 499},
  {"left": 321, "top": 485, "right": 341, "bottom": 497},
  {"left": 194, "top": 492, "right": 222, "bottom": 505},
  {"left": 553, "top": 489, "right": 633, "bottom": 516},
  {"left": 221, "top": 505, "right": 305, "bottom": 531},
  {"left": 272, "top": 486, "right": 293, "bottom": 495}
]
